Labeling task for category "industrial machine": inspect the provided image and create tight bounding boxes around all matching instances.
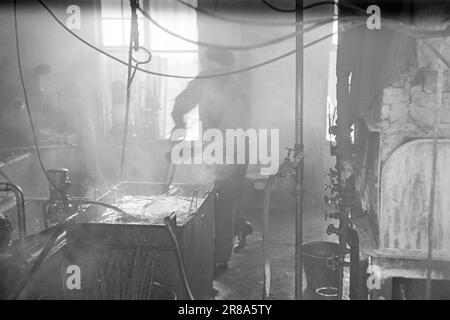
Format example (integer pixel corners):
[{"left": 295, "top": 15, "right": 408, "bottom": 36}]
[{"left": 323, "top": 0, "right": 450, "bottom": 300}]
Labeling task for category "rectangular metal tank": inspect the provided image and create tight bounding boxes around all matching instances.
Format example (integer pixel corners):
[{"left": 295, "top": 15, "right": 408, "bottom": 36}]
[{"left": 34, "top": 182, "right": 215, "bottom": 300}]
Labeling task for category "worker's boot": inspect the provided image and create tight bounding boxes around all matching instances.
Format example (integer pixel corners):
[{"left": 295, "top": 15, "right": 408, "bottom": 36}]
[{"left": 234, "top": 220, "right": 253, "bottom": 253}]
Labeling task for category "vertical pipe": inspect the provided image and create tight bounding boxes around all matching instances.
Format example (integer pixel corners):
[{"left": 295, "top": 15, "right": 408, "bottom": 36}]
[
  {"left": 348, "top": 228, "right": 359, "bottom": 300},
  {"left": 119, "top": 32, "right": 135, "bottom": 180},
  {"left": 426, "top": 40, "right": 445, "bottom": 300},
  {"left": 294, "top": 0, "right": 304, "bottom": 300}
]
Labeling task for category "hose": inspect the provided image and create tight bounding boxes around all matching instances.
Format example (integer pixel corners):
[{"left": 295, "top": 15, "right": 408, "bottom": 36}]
[
  {"left": 119, "top": 25, "right": 139, "bottom": 181},
  {"left": 13, "top": 0, "right": 58, "bottom": 190},
  {"left": 38, "top": 0, "right": 341, "bottom": 80},
  {"left": 139, "top": 6, "right": 336, "bottom": 51},
  {"left": 77, "top": 200, "right": 148, "bottom": 223},
  {"left": 8, "top": 212, "right": 78, "bottom": 300},
  {"left": 261, "top": 0, "right": 295, "bottom": 13},
  {"left": 261, "top": 1, "right": 369, "bottom": 15},
  {"left": 164, "top": 215, "right": 195, "bottom": 300},
  {"left": 177, "top": 0, "right": 368, "bottom": 26}
]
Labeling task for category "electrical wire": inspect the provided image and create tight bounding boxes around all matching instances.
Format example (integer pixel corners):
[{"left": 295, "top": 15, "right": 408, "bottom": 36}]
[
  {"left": 38, "top": 0, "right": 340, "bottom": 79},
  {"left": 13, "top": 0, "right": 58, "bottom": 190},
  {"left": 176, "top": 0, "right": 327, "bottom": 26},
  {"left": 119, "top": 27, "right": 137, "bottom": 180},
  {"left": 77, "top": 200, "right": 148, "bottom": 222},
  {"left": 261, "top": 1, "right": 368, "bottom": 15},
  {"left": 139, "top": 6, "right": 336, "bottom": 51},
  {"left": 261, "top": 0, "right": 295, "bottom": 13},
  {"left": 177, "top": 0, "right": 368, "bottom": 26},
  {"left": 39, "top": 1, "right": 445, "bottom": 83}
]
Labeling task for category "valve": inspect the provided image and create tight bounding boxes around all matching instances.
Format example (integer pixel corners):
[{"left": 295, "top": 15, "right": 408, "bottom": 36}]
[
  {"left": 326, "top": 224, "right": 339, "bottom": 236},
  {"left": 276, "top": 148, "right": 303, "bottom": 178},
  {"left": 43, "top": 169, "right": 78, "bottom": 228},
  {"left": 328, "top": 168, "right": 338, "bottom": 178},
  {"left": 324, "top": 211, "right": 340, "bottom": 221},
  {"left": 324, "top": 195, "right": 339, "bottom": 206},
  {"left": 324, "top": 184, "right": 339, "bottom": 193}
]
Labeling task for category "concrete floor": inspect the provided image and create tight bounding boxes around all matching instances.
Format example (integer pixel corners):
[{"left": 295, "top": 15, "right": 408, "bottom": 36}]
[{"left": 213, "top": 204, "right": 338, "bottom": 300}]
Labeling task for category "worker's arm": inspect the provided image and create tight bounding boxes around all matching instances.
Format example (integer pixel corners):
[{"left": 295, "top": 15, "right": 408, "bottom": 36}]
[{"left": 171, "top": 79, "right": 202, "bottom": 129}]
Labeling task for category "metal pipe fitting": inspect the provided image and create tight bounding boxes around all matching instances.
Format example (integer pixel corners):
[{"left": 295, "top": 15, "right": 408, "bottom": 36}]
[{"left": 0, "top": 183, "right": 26, "bottom": 249}]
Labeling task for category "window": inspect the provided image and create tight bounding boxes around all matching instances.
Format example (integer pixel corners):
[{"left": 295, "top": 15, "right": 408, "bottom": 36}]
[
  {"left": 100, "top": 0, "right": 145, "bottom": 47},
  {"left": 99, "top": 0, "right": 199, "bottom": 140}
]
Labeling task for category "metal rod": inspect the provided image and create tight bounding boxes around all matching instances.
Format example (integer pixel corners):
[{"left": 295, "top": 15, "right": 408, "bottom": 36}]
[
  {"left": 118, "top": 25, "right": 135, "bottom": 180},
  {"left": 294, "top": 0, "right": 304, "bottom": 300},
  {"left": 426, "top": 40, "right": 445, "bottom": 300}
]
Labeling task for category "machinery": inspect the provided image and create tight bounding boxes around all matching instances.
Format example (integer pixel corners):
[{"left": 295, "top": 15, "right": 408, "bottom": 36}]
[
  {"left": 323, "top": 0, "right": 450, "bottom": 300},
  {"left": 0, "top": 169, "right": 215, "bottom": 300}
]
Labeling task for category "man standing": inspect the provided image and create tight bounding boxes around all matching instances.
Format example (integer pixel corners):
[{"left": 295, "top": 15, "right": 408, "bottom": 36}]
[{"left": 171, "top": 48, "right": 253, "bottom": 276}]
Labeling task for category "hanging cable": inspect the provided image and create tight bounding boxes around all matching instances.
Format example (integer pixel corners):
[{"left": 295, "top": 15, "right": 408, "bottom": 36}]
[
  {"left": 38, "top": 0, "right": 446, "bottom": 80},
  {"left": 261, "top": 1, "right": 368, "bottom": 15},
  {"left": 37, "top": 0, "right": 344, "bottom": 79},
  {"left": 138, "top": 6, "right": 336, "bottom": 51},
  {"left": 261, "top": 0, "right": 295, "bottom": 13},
  {"left": 164, "top": 215, "right": 195, "bottom": 300},
  {"left": 13, "top": 0, "right": 58, "bottom": 190},
  {"left": 118, "top": 50, "right": 152, "bottom": 180},
  {"left": 177, "top": 0, "right": 368, "bottom": 26},
  {"left": 39, "top": 0, "right": 435, "bottom": 80},
  {"left": 176, "top": 0, "right": 320, "bottom": 26},
  {"left": 77, "top": 200, "right": 148, "bottom": 222},
  {"left": 118, "top": 0, "right": 149, "bottom": 181}
]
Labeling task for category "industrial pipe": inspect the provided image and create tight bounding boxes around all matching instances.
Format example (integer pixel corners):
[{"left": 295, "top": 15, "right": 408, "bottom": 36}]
[
  {"left": 294, "top": 0, "right": 304, "bottom": 301},
  {"left": 0, "top": 183, "right": 26, "bottom": 251}
]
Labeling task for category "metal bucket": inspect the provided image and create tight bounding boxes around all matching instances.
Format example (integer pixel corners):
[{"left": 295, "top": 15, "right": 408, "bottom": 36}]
[{"left": 302, "top": 241, "right": 340, "bottom": 300}]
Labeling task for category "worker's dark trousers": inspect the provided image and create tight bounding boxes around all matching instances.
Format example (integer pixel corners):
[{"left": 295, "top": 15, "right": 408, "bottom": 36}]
[{"left": 214, "top": 164, "right": 247, "bottom": 264}]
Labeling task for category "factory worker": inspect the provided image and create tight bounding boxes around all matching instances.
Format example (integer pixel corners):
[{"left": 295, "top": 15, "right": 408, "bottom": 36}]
[{"left": 171, "top": 48, "right": 253, "bottom": 277}]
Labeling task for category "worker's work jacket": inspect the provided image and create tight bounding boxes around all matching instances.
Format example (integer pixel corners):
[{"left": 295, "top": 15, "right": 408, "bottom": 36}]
[{"left": 171, "top": 74, "right": 250, "bottom": 180}]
